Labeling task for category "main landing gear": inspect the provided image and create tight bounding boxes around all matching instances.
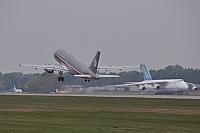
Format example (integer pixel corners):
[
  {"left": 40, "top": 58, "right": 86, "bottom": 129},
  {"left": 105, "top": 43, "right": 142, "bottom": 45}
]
[
  {"left": 58, "top": 71, "right": 64, "bottom": 82},
  {"left": 58, "top": 77, "right": 64, "bottom": 82}
]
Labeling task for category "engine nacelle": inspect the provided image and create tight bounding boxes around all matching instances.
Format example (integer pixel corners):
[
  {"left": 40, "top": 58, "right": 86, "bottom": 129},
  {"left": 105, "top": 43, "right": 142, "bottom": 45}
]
[
  {"left": 139, "top": 85, "right": 146, "bottom": 91},
  {"left": 153, "top": 84, "right": 160, "bottom": 90},
  {"left": 191, "top": 86, "right": 198, "bottom": 91},
  {"left": 44, "top": 69, "right": 54, "bottom": 73}
]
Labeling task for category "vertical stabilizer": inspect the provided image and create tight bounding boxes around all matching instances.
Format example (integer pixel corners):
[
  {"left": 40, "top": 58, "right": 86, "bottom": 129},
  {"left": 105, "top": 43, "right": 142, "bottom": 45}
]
[
  {"left": 13, "top": 85, "right": 16, "bottom": 90},
  {"left": 89, "top": 51, "right": 100, "bottom": 74},
  {"left": 140, "top": 63, "right": 152, "bottom": 81}
]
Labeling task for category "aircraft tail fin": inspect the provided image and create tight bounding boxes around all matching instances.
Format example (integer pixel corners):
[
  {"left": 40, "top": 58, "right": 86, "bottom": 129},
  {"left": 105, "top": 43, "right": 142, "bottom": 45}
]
[
  {"left": 89, "top": 51, "right": 100, "bottom": 74},
  {"left": 13, "top": 85, "right": 16, "bottom": 90},
  {"left": 140, "top": 63, "right": 153, "bottom": 81}
]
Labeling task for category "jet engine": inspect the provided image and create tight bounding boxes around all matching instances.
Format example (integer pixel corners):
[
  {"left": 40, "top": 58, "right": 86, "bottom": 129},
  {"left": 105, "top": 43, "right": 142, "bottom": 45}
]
[
  {"left": 191, "top": 86, "right": 198, "bottom": 91},
  {"left": 153, "top": 84, "right": 160, "bottom": 89},
  {"left": 44, "top": 69, "right": 54, "bottom": 73},
  {"left": 139, "top": 85, "right": 146, "bottom": 90}
]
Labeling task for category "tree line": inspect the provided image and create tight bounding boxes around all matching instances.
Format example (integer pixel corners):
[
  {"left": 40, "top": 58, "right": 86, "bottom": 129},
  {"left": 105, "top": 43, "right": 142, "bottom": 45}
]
[{"left": 0, "top": 65, "right": 199, "bottom": 93}]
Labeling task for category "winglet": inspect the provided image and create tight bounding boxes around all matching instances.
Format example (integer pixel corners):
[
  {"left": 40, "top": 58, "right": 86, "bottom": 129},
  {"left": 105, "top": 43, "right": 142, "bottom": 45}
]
[
  {"left": 89, "top": 51, "right": 100, "bottom": 74},
  {"left": 140, "top": 63, "right": 152, "bottom": 81}
]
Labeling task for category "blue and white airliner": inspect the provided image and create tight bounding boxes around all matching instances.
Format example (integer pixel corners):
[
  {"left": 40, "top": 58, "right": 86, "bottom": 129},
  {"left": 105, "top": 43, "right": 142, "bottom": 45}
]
[{"left": 119, "top": 63, "right": 199, "bottom": 94}]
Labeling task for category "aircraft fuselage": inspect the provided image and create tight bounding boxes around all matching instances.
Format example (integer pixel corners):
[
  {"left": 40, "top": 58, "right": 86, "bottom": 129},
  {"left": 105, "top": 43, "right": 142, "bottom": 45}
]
[
  {"left": 54, "top": 49, "right": 99, "bottom": 80},
  {"left": 141, "top": 79, "right": 188, "bottom": 94}
]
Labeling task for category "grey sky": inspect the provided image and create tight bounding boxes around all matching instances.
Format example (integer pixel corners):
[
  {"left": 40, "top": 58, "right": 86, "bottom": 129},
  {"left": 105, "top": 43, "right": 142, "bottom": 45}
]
[{"left": 0, "top": 0, "right": 200, "bottom": 73}]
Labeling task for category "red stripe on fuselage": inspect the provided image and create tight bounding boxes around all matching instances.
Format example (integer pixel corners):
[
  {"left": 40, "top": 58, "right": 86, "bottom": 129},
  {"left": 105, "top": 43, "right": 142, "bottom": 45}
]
[{"left": 55, "top": 54, "right": 93, "bottom": 80}]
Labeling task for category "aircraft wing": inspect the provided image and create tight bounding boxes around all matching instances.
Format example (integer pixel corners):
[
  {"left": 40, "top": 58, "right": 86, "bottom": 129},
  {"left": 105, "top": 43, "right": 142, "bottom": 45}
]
[
  {"left": 20, "top": 64, "right": 68, "bottom": 71},
  {"left": 97, "top": 74, "right": 120, "bottom": 78},
  {"left": 118, "top": 80, "right": 169, "bottom": 87},
  {"left": 127, "top": 80, "right": 168, "bottom": 85},
  {"left": 114, "top": 83, "right": 135, "bottom": 87},
  {"left": 98, "top": 65, "right": 139, "bottom": 71}
]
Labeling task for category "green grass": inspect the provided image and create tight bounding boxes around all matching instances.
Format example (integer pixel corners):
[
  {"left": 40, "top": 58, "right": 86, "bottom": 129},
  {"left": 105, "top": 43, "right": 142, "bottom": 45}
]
[{"left": 0, "top": 95, "right": 199, "bottom": 133}]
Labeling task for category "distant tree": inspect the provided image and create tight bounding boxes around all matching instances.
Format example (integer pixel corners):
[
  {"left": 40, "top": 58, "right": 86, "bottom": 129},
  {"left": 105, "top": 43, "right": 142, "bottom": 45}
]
[
  {"left": 0, "top": 72, "right": 3, "bottom": 79},
  {"left": 150, "top": 65, "right": 200, "bottom": 84},
  {"left": 0, "top": 79, "right": 6, "bottom": 90},
  {"left": 26, "top": 73, "right": 63, "bottom": 93},
  {"left": 0, "top": 72, "right": 5, "bottom": 90},
  {"left": 1, "top": 64, "right": 200, "bottom": 93},
  {"left": 3, "top": 72, "right": 24, "bottom": 90}
]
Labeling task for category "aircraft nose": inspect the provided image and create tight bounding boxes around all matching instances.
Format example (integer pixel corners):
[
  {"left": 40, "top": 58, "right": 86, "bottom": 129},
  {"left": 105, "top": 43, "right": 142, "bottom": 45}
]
[{"left": 183, "top": 82, "right": 189, "bottom": 90}]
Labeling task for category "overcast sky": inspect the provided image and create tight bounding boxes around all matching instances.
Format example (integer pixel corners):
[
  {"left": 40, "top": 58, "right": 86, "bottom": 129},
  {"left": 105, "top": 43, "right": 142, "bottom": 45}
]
[{"left": 0, "top": 0, "right": 200, "bottom": 73}]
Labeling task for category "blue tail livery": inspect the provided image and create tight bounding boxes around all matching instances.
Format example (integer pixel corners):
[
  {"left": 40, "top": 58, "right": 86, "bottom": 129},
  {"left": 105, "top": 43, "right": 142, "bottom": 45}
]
[{"left": 140, "top": 63, "right": 153, "bottom": 81}]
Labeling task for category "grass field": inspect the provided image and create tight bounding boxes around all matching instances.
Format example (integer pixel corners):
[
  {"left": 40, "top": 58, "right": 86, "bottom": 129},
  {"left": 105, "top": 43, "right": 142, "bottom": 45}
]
[{"left": 0, "top": 95, "right": 199, "bottom": 133}]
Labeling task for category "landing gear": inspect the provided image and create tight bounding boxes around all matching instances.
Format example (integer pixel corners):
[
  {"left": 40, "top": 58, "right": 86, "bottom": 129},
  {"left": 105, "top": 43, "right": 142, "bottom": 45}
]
[
  {"left": 84, "top": 80, "right": 90, "bottom": 82},
  {"left": 58, "top": 77, "right": 64, "bottom": 82},
  {"left": 58, "top": 71, "right": 64, "bottom": 82}
]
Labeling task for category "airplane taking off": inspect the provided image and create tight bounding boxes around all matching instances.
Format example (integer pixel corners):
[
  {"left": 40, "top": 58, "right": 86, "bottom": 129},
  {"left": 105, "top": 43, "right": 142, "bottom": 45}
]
[
  {"left": 119, "top": 63, "right": 199, "bottom": 94},
  {"left": 20, "top": 49, "right": 131, "bottom": 82}
]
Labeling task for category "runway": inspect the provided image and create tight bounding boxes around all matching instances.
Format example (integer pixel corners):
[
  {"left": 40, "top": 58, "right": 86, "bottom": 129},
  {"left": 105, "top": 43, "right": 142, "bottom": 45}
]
[{"left": 1, "top": 93, "right": 200, "bottom": 100}]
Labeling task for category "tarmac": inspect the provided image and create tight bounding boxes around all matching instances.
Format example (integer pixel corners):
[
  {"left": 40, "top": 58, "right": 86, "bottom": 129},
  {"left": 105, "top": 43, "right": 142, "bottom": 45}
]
[{"left": 1, "top": 93, "right": 200, "bottom": 100}]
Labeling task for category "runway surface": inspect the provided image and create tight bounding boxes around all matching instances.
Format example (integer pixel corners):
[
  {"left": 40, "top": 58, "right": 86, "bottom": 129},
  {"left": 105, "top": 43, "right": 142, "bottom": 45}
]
[{"left": 1, "top": 93, "right": 200, "bottom": 100}]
